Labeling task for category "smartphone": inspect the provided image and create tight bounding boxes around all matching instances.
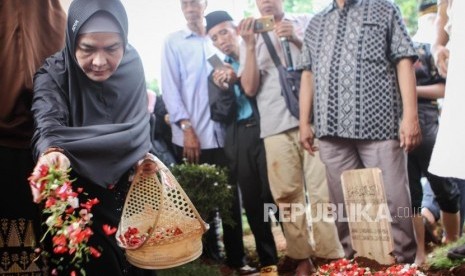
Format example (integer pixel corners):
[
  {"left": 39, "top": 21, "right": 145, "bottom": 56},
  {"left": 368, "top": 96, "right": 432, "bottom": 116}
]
[
  {"left": 254, "top": 16, "right": 275, "bottom": 33},
  {"left": 207, "top": 54, "right": 229, "bottom": 89},
  {"left": 207, "top": 54, "right": 225, "bottom": 69}
]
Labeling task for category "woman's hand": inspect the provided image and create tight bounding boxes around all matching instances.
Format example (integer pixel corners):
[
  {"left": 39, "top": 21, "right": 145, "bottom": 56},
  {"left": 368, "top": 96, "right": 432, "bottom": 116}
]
[
  {"left": 30, "top": 150, "right": 70, "bottom": 203},
  {"left": 137, "top": 153, "right": 158, "bottom": 175}
]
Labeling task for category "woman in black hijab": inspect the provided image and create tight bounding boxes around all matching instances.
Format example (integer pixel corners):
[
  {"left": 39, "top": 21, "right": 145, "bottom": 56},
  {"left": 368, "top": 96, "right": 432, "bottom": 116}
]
[{"left": 31, "top": 0, "right": 155, "bottom": 275}]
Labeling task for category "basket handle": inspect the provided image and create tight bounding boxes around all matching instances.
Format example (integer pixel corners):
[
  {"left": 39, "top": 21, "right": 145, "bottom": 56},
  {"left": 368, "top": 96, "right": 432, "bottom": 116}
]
[
  {"left": 148, "top": 154, "right": 177, "bottom": 189},
  {"left": 117, "top": 153, "right": 209, "bottom": 250},
  {"left": 149, "top": 156, "right": 209, "bottom": 233},
  {"left": 117, "top": 154, "right": 161, "bottom": 250}
]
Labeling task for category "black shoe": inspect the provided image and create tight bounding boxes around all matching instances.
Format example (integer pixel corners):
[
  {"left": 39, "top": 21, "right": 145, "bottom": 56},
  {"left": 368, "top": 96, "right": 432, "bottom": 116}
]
[{"left": 447, "top": 244, "right": 465, "bottom": 260}]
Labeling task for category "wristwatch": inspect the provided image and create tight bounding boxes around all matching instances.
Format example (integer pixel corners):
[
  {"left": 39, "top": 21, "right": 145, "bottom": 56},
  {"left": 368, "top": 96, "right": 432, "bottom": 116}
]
[{"left": 180, "top": 121, "right": 192, "bottom": 131}]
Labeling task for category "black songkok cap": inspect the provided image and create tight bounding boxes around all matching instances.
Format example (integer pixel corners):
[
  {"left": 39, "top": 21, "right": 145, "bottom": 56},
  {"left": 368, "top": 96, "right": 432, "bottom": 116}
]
[
  {"left": 205, "top": 10, "right": 233, "bottom": 33},
  {"left": 419, "top": 0, "right": 437, "bottom": 15}
]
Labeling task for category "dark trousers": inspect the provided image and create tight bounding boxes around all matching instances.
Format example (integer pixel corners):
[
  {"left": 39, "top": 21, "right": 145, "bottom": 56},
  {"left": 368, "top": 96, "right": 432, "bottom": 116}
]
[
  {"left": 232, "top": 122, "right": 278, "bottom": 267},
  {"left": 408, "top": 104, "right": 460, "bottom": 215},
  {"left": 421, "top": 178, "right": 465, "bottom": 233},
  {"left": 173, "top": 146, "right": 246, "bottom": 267},
  {"left": 449, "top": 177, "right": 465, "bottom": 233}
]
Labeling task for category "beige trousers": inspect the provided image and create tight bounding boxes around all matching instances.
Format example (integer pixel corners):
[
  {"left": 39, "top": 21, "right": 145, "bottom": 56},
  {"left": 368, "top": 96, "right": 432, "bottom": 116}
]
[{"left": 264, "top": 128, "right": 344, "bottom": 259}]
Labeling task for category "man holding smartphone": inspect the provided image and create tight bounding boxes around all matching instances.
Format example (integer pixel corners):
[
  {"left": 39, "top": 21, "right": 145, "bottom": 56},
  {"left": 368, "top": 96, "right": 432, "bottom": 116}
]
[
  {"left": 239, "top": 0, "right": 344, "bottom": 275},
  {"left": 206, "top": 10, "right": 279, "bottom": 276},
  {"left": 160, "top": 1, "right": 255, "bottom": 274}
]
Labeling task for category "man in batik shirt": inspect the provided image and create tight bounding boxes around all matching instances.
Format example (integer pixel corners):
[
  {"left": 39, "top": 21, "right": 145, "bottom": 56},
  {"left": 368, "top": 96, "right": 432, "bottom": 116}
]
[{"left": 299, "top": 0, "right": 421, "bottom": 263}]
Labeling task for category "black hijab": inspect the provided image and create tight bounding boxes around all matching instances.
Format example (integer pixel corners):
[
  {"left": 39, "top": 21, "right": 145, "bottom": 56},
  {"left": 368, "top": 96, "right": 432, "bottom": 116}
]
[{"left": 32, "top": 0, "right": 151, "bottom": 188}]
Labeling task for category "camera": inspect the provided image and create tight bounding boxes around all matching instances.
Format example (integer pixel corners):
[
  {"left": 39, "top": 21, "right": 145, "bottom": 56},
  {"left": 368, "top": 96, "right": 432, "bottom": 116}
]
[{"left": 254, "top": 16, "right": 275, "bottom": 33}]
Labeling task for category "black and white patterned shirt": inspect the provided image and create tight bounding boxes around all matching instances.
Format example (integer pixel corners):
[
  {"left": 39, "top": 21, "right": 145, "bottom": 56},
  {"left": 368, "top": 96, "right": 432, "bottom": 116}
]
[{"left": 298, "top": 0, "right": 417, "bottom": 140}]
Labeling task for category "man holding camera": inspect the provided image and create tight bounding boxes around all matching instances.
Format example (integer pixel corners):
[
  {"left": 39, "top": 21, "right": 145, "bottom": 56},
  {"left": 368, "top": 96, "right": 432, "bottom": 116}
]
[
  {"left": 205, "top": 10, "right": 279, "bottom": 275},
  {"left": 239, "top": 0, "right": 344, "bottom": 275}
]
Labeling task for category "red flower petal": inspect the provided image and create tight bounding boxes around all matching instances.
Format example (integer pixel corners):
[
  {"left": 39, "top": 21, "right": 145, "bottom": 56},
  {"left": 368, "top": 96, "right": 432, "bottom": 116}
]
[
  {"left": 39, "top": 164, "right": 50, "bottom": 177},
  {"left": 89, "top": 246, "right": 101, "bottom": 258},
  {"left": 53, "top": 245, "right": 68, "bottom": 254},
  {"left": 102, "top": 224, "right": 117, "bottom": 236},
  {"left": 174, "top": 227, "right": 183, "bottom": 236}
]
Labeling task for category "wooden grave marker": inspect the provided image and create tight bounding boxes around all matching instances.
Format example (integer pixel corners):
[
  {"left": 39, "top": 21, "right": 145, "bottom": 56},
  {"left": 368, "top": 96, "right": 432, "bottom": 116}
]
[{"left": 341, "top": 168, "right": 395, "bottom": 265}]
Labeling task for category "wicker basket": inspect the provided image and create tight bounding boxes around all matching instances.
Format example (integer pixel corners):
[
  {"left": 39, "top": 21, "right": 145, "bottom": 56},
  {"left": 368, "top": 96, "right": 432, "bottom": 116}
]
[{"left": 116, "top": 154, "right": 209, "bottom": 269}]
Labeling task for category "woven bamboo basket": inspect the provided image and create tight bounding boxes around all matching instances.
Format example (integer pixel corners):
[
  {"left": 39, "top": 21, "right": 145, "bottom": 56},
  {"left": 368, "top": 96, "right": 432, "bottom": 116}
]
[{"left": 116, "top": 154, "right": 208, "bottom": 269}]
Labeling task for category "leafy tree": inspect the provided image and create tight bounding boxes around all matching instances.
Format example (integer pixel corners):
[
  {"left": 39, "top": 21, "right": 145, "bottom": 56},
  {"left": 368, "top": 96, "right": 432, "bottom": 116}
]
[
  {"left": 244, "top": 0, "right": 314, "bottom": 15},
  {"left": 283, "top": 0, "right": 314, "bottom": 14},
  {"left": 245, "top": 0, "right": 418, "bottom": 34},
  {"left": 394, "top": 0, "right": 418, "bottom": 35},
  {"left": 243, "top": 0, "right": 256, "bottom": 17},
  {"left": 147, "top": 78, "right": 160, "bottom": 95},
  {"left": 170, "top": 162, "right": 234, "bottom": 226}
]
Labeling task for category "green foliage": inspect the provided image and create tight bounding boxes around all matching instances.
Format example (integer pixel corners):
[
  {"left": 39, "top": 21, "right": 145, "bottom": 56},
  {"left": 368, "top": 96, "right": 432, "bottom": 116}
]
[
  {"left": 283, "top": 0, "right": 314, "bottom": 14},
  {"left": 427, "top": 237, "right": 465, "bottom": 269},
  {"left": 170, "top": 162, "right": 234, "bottom": 227},
  {"left": 147, "top": 78, "right": 160, "bottom": 95},
  {"left": 243, "top": 0, "right": 256, "bottom": 17},
  {"left": 243, "top": 0, "right": 419, "bottom": 34},
  {"left": 245, "top": 0, "right": 314, "bottom": 15},
  {"left": 394, "top": 0, "right": 418, "bottom": 35}
]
